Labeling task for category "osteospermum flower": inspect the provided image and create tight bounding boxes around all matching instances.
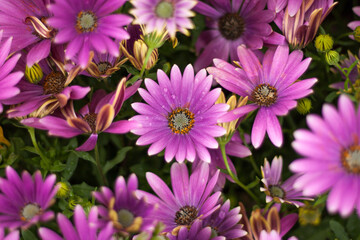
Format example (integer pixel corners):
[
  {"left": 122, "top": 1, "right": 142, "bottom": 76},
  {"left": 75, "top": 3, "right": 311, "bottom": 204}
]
[
  {"left": 47, "top": 0, "right": 132, "bottom": 68},
  {"left": 203, "top": 200, "right": 247, "bottom": 239},
  {"left": 39, "top": 205, "right": 114, "bottom": 240},
  {"left": 207, "top": 45, "right": 317, "bottom": 148},
  {"left": 0, "top": 166, "right": 59, "bottom": 229},
  {"left": 0, "top": 0, "right": 54, "bottom": 67},
  {"left": 330, "top": 50, "right": 359, "bottom": 89},
  {"left": 260, "top": 156, "right": 313, "bottom": 207},
  {"left": 194, "top": 0, "right": 281, "bottom": 70},
  {"left": 93, "top": 174, "right": 156, "bottom": 236},
  {"left": 130, "top": 0, "right": 197, "bottom": 39},
  {"left": 22, "top": 78, "right": 140, "bottom": 151},
  {"left": 290, "top": 95, "right": 360, "bottom": 217},
  {"left": 0, "top": 228, "right": 19, "bottom": 240},
  {"left": 0, "top": 32, "right": 23, "bottom": 113},
  {"left": 136, "top": 162, "right": 221, "bottom": 233},
  {"left": 131, "top": 64, "right": 228, "bottom": 163},
  {"left": 167, "top": 219, "right": 221, "bottom": 240}
]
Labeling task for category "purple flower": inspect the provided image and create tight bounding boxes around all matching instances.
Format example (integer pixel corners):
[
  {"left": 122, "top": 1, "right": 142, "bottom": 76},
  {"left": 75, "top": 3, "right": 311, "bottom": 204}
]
[
  {"left": 129, "top": 0, "right": 197, "bottom": 39},
  {"left": 136, "top": 162, "right": 221, "bottom": 233},
  {"left": 167, "top": 219, "right": 222, "bottom": 240},
  {"left": 0, "top": 167, "right": 58, "bottom": 229},
  {"left": 22, "top": 78, "right": 141, "bottom": 151},
  {"left": 207, "top": 45, "right": 317, "bottom": 148},
  {"left": 260, "top": 156, "right": 313, "bottom": 207},
  {"left": 0, "top": 32, "right": 23, "bottom": 113},
  {"left": 93, "top": 174, "right": 156, "bottom": 236},
  {"left": 38, "top": 205, "right": 114, "bottom": 240},
  {"left": 290, "top": 94, "right": 360, "bottom": 217},
  {"left": 194, "top": 0, "right": 281, "bottom": 70},
  {"left": 203, "top": 200, "right": 247, "bottom": 239},
  {"left": 192, "top": 132, "right": 251, "bottom": 191},
  {"left": 130, "top": 64, "right": 228, "bottom": 163},
  {"left": 6, "top": 58, "right": 90, "bottom": 118},
  {"left": 0, "top": 228, "right": 19, "bottom": 240},
  {"left": 330, "top": 50, "right": 359, "bottom": 89},
  {"left": 0, "top": 0, "right": 54, "bottom": 67},
  {"left": 47, "top": 0, "right": 132, "bottom": 68},
  {"left": 348, "top": 6, "right": 360, "bottom": 38}
]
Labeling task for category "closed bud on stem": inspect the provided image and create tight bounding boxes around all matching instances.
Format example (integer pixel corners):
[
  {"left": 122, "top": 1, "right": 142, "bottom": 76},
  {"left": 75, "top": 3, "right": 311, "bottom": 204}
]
[
  {"left": 354, "top": 26, "right": 360, "bottom": 42},
  {"left": 325, "top": 50, "right": 340, "bottom": 65},
  {"left": 56, "top": 182, "right": 70, "bottom": 199},
  {"left": 296, "top": 98, "right": 312, "bottom": 115},
  {"left": 315, "top": 34, "right": 333, "bottom": 52},
  {"left": 25, "top": 63, "right": 43, "bottom": 84}
]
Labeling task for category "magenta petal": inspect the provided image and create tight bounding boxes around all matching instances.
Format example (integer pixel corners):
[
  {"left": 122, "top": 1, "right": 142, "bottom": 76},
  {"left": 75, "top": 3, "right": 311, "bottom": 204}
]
[
  {"left": 26, "top": 40, "right": 51, "bottom": 67},
  {"left": 38, "top": 228, "right": 62, "bottom": 240},
  {"left": 76, "top": 134, "right": 98, "bottom": 151},
  {"left": 251, "top": 108, "right": 267, "bottom": 148},
  {"left": 104, "top": 120, "right": 137, "bottom": 134},
  {"left": 266, "top": 108, "right": 283, "bottom": 147}
]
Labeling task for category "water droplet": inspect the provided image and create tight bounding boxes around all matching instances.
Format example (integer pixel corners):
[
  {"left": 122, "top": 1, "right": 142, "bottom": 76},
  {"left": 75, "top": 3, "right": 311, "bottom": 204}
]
[
  {"left": 163, "top": 88, "right": 168, "bottom": 93},
  {"left": 171, "top": 94, "right": 176, "bottom": 99}
]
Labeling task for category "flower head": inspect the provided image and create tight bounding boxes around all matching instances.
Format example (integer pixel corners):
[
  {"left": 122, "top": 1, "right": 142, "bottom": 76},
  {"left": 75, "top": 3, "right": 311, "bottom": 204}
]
[
  {"left": 0, "top": 166, "right": 58, "bottom": 229},
  {"left": 136, "top": 162, "right": 221, "bottom": 233},
  {"left": 93, "top": 174, "right": 156, "bottom": 236},
  {"left": 22, "top": 78, "right": 141, "bottom": 151},
  {"left": 131, "top": 64, "right": 228, "bottom": 163},
  {"left": 260, "top": 156, "right": 313, "bottom": 207},
  {"left": 39, "top": 205, "right": 114, "bottom": 240},
  {"left": 0, "top": 0, "right": 55, "bottom": 67},
  {"left": 290, "top": 94, "right": 360, "bottom": 217},
  {"left": 207, "top": 45, "right": 317, "bottom": 148},
  {"left": 47, "top": 0, "right": 132, "bottom": 68},
  {"left": 130, "top": 0, "right": 197, "bottom": 39},
  {"left": 194, "top": 0, "right": 280, "bottom": 70}
]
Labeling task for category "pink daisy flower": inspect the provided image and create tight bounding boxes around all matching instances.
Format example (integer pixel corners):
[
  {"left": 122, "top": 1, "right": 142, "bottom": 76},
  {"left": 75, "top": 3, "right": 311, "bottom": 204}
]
[
  {"left": 129, "top": 0, "right": 197, "bottom": 39},
  {"left": 290, "top": 95, "right": 360, "bottom": 217},
  {"left": 47, "top": 0, "right": 132, "bottom": 68},
  {"left": 130, "top": 64, "right": 229, "bottom": 163},
  {"left": 207, "top": 45, "right": 317, "bottom": 148}
]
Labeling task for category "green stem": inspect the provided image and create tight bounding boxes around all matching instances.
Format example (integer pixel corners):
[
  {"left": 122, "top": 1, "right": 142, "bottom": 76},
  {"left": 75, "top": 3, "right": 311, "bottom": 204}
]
[
  {"left": 139, "top": 47, "right": 154, "bottom": 79},
  {"left": 263, "top": 201, "right": 274, "bottom": 213},
  {"left": 220, "top": 143, "right": 260, "bottom": 205},
  {"left": 239, "top": 129, "right": 261, "bottom": 176},
  {"left": 27, "top": 127, "right": 51, "bottom": 170},
  {"left": 94, "top": 144, "right": 108, "bottom": 186}
]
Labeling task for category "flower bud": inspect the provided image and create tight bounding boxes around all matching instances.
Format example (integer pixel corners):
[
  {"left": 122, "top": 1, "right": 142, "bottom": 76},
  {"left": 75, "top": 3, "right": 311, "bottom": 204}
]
[
  {"left": 56, "top": 182, "right": 70, "bottom": 199},
  {"left": 325, "top": 50, "right": 340, "bottom": 66},
  {"left": 25, "top": 63, "right": 43, "bottom": 84},
  {"left": 315, "top": 34, "right": 333, "bottom": 52},
  {"left": 354, "top": 26, "right": 360, "bottom": 42},
  {"left": 296, "top": 98, "right": 312, "bottom": 115}
]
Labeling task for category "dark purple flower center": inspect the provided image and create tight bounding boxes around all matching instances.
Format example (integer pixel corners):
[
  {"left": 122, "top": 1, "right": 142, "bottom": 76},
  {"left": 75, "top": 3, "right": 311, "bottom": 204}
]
[
  {"left": 84, "top": 113, "right": 97, "bottom": 132},
  {"left": 269, "top": 185, "right": 286, "bottom": 199},
  {"left": 21, "top": 203, "right": 41, "bottom": 221},
  {"left": 168, "top": 108, "right": 195, "bottom": 134},
  {"left": 252, "top": 84, "right": 278, "bottom": 107},
  {"left": 43, "top": 71, "right": 66, "bottom": 95},
  {"left": 218, "top": 13, "right": 245, "bottom": 40},
  {"left": 175, "top": 205, "right": 198, "bottom": 226},
  {"left": 155, "top": 0, "right": 174, "bottom": 19},
  {"left": 341, "top": 145, "right": 360, "bottom": 174},
  {"left": 76, "top": 11, "right": 98, "bottom": 33},
  {"left": 97, "top": 61, "right": 112, "bottom": 75}
]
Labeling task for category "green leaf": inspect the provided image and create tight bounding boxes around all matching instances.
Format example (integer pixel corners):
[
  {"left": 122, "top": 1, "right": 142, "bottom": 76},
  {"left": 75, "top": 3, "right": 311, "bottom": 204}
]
[
  {"left": 71, "top": 150, "right": 96, "bottom": 165},
  {"left": 346, "top": 214, "right": 360, "bottom": 238},
  {"left": 49, "top": 161, "right": 66, "bottom": 172},
  {"left": 330, "top": 220, "right": 349, "bottom": 240},
  {"left": 22, "top": 146, "right": 38, "bottom": 155},
  {"left": 62, "top": 152, "right": 79, "bottom": 181},
  {"left": 314, "top": 194, "right": 328, "bottom": 206},
  {"left": 21, "top": 229, "right": 39, "bottom": 240},
  {"left": 325, "top": 91, "right": 338, "bottom": 103},
  {"left": 103, "top": 147, "right": 132, "bottom": 174},
  {"left": 73, "top": 182, "right": 96, "bottom": 200}
]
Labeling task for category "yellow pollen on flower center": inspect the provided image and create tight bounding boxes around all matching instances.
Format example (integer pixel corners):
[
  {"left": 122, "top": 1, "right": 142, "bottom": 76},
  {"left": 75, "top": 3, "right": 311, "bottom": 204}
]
[
  {"left": 21, "top": 203, "right": 41, "bottom": 221},
  {"left": 76, "top": 11, "right": 98, "bottom": 33},
  {"left": 168, "top": 108, "right": 195, "bottom": 134},
  {"left": 341, "top": 145, "right": 360, "bottom": 174},
  {"left": 252, "top": 83, "right": 278, "bottom": 107},
  {"left": 175, "top": 205, "right": 198, "bottom": 226},
  {"left": 84, "top": 113, "right": 97, "bottom": 132},
  {"left": 43, "top": 71, "right": 66, "bottom": 95}
]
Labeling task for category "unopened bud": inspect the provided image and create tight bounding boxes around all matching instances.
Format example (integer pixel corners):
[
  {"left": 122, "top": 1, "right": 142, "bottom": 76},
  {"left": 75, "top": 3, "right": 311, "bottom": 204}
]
[
  {"left": 354, "top": 26, "right": 360, "bottom": 42},
  {"left": 25, "top": 63, "right": 43, "bottom": 84},
  {"left": 56, "top": 182, "right": 70, "bottom": 199},
  {"left": 296, "top": 98, "right": 312, "bottom": 115},
  {"left": 325, "top": 50, "right": 340, "bottom": 65},
  {"left": 315, "top": 34, "right": 333, "bottom": 52}
]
